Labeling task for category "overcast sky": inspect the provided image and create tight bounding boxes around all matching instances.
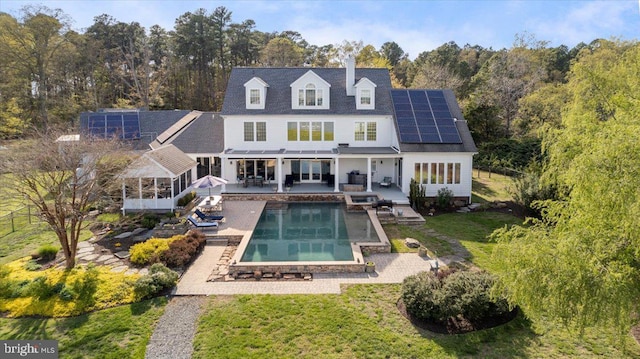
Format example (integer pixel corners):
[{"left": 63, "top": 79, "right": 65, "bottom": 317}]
[{"left": 1, "top": 0, "right": 639, "bottom": 58}]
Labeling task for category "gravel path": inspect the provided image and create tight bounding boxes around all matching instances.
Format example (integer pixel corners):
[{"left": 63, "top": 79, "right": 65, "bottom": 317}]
[{"left": 145, "top": 296, "right": 206, "bottom": 359}]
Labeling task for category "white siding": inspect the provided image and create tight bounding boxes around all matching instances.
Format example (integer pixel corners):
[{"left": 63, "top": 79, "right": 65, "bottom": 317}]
[{"left": 400, "top": 152, "right": 474, "bottom": 199}]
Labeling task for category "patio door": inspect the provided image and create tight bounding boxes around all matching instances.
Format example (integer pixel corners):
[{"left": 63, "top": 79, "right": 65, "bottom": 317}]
[{"left": 300, "top": 160, "right": 322, "bottom": 183}]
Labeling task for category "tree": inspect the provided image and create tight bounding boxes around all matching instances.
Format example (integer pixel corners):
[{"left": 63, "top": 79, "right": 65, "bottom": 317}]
[
  {"left": 379, "top": 41, "right": 405, "bottom": 67},
  {"left": 491, "top": 41, "right": 640, "bottom": 341},
  {"left": 0, "top": 6, "right": 73, "bottom": 128},
  {"left": 260, "top": 37, "right": 303, "bottom": 67},
  {"left": 0, "top": 131, "right": 133, "bottom": 269}
]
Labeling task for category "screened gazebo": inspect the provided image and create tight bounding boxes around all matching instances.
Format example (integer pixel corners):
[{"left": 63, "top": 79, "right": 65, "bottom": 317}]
[{"left": 120, "top": 144, "right": 197, "bottom": 213}]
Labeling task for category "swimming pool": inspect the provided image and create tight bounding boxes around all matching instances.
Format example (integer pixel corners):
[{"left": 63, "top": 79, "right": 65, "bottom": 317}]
[{"left": 240, "top": 202, "right": 380, "bottom": 262}]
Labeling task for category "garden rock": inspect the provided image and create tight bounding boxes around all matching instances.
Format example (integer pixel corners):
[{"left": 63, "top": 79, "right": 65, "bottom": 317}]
[
  {"left": 405, "top": 238, "right": 421, "bottom": 248},
  {"left": 114, "top": 231, "right": 133, "bottom": 240}
]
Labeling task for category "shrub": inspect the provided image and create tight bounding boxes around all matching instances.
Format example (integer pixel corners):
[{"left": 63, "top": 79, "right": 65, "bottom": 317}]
[
  {"left": 402, "top": 270, "right": 508, "bottom": 323},
  {"left": 37, "top": 244, "right": 59, "bottom": 261},
  {"left": 130, "top": 237, "right": 177, "bottom": 266},
  {"left": 27, "top": 276, "right": 64, "bottom": 300},
  {"left": 177, "top": 191, "right": 196, "bottom": 207},
  {"left": 160, "top": 231, "right": 206, "bottom": 268},
  {"left": 134, "top": 263, "right": 179, "bottom": 299},
  {"left": 436, "top": 187, "right": 454, "bottom": 209},
  {"left": 141, "top": 213, "right": 161, "bottom": 229},
  {"left": 401, "top": 271, "right": 444, "bottom": 322},
  {"left": 24, "top": 259, "right": 42, "bottom": 271},
  {"left": 58, "top": 286, "right": 75, "bottom": 301}
]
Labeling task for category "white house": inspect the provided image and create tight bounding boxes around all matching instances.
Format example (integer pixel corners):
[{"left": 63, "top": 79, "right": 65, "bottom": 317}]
[
  {"left": 81, "top": 60, "right": 477, "bottom": 211},
  {"left": 219, "top": 58, "right": 477, "bottom": 201}
]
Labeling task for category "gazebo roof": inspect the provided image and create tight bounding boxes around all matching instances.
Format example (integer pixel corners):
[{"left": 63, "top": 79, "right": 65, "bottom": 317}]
[{"left": 120, "top": 144, "right": 196, "bottom": 178}]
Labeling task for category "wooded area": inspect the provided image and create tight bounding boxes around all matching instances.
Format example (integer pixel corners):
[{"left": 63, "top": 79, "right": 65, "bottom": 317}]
[{"left": 0, "top": 5, "right": 599, "bottom": 146}]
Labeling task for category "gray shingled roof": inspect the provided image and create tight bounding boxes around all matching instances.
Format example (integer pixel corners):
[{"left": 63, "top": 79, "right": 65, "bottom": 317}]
[
  {"left": 395, "top": 89, "right": 477, "bottom": 153},
  {"left": 221, "top": 67, "right": 394, "bottom": 116},
  {"left": 151, "top": 112, "right": 224, "bottom": 154}
]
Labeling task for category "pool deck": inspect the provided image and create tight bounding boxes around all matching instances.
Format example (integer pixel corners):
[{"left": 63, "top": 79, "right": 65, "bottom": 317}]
[{"left": 177, "top": 200, "right": 437, "bottom": 295}]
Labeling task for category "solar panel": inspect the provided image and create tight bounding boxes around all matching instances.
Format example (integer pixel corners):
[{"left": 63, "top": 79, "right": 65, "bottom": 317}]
[
  {"left": 390, "top": 89, "right": 463, "bottom": 144},
  {"left": 84, "top": 112, "right": 140, "bottom": 140}
]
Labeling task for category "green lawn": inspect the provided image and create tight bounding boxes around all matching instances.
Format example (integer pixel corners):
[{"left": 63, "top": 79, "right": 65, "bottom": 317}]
[
  {"left": 472, "top": 169, "right": 513, "bottom": 203},
  {"left": 426, "top": 211, "right": 524, "bottom": 270},
  {"left": 193, "top": 285, "right": 640, "bottom": 358},
  {"left": 0, "top": 297, "right": 167, "bottom": 359}
]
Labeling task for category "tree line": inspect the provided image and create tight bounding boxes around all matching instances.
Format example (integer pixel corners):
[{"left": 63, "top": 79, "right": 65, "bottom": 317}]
[{"left": 1, "top": 4, "right": 595, "bottom": 145}]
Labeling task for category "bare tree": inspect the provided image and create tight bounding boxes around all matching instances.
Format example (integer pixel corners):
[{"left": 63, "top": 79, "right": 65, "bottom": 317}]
[{"left": 1, "top": 130, "right": 133, "bottom": 269}]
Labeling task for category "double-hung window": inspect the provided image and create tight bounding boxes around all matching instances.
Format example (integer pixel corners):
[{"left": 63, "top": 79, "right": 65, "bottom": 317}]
[
  {"left": 244, "top": 122, "right": 266, "bottom": 142},
  {"left": 355, "top": 121, "right": 377, "bottom": 141}
]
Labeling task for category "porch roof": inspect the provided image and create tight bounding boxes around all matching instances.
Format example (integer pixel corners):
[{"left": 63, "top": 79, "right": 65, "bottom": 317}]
[
  {"left": 223, "top": 146, "right": 398, "bottom": 157},
  {"left": 120, "top": 144, "right": 196, "bottom": 178}
]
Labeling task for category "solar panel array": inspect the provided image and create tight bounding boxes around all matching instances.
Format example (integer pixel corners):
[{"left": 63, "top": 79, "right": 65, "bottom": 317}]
[
  {"left": 391, "top": 89, "right": 462, "bottom": 144},
  {"left": 86, "top": 113, "right": 141, "bottom": 139}
]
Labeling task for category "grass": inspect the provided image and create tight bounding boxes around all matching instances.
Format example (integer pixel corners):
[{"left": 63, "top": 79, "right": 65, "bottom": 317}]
[
  {"left": 192, "top": 285, "right": 640, "bottom": 358},
  {"left": 0, "top": 297, "right": 167, "bottom": 359},
  {"left": 426, "top": 211, "right": 524, "bottom": 270},
  {"left": 472, "top": 169, "right": 513, "bottom": 203},
  {"left": 384, "top": 224, "right": 453, "bottom": 255}
]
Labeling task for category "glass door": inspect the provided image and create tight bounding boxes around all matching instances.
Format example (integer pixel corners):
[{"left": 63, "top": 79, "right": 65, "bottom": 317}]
[{"left": 300, "top": 160, "right": 322, "bottom": 183}]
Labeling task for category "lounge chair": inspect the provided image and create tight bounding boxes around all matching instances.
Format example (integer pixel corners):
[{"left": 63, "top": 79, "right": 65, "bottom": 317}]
[
  {"left": 379, "top": 176, "right": 392, "bottom": 188},
  {"left": 187, "top": 215, "right": 219, "bottom": 228},
  {"left": 194, "top": 209, "right": 224, "bottom": 221},
  {"left": 284, "top": 174, "right": 294, "bottom": 187}
]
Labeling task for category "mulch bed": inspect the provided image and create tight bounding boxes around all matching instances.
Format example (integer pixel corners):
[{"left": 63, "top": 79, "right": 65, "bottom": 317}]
[{"left": 396, "top": 298, "right": 519, "bottom": 334}]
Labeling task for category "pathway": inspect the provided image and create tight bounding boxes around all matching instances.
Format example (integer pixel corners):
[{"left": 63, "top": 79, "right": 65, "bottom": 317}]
[{"left": 144, "top": 296, "right": 206, "bottom": 359}]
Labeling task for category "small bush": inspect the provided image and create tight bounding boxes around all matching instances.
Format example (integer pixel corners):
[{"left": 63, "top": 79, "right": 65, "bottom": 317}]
[
  {"left": 37, "top": 244, "right": 59, "bottom": 261},
  {"left": 58, "top": 286, "right": 75, "bottom": 301},
  {"left": 141, "top": 213, "right": 161, "bottom": 229},
  {"left": 134, "top": 263, "right": 179, "bottom": 299},
  {"left": 177, "top": 191, "right": 196, "bottom": 207},
  {"left": 436, "top": 187, "right": 454, "bottom": 209},
  {"left": 160, "top": 231, "right": 206, "bottom": 268},
  {"left": 129, "top": 237, "right": 177, "bottom": 266},
  {"left": 402, "top": 270, "right": 508, "bottom": 323},
  {"left": 27, "top": 276, "right": 63, "bottom": 300},
  {"left": 24, "top": 259, "right": 42, "bottom": 271}
]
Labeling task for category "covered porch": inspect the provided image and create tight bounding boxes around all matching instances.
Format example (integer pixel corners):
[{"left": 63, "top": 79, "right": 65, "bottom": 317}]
[
  {"left": 191, "top": 182, "right": 409, "bottom": 204},
  {"left": 220, "top": 146, "right": 402, "bottom": 196}
]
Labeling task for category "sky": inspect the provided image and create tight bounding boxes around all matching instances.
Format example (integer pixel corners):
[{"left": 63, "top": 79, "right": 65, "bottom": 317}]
[{"left": 1, "top": 0, "right": 639, "bottom": 59}]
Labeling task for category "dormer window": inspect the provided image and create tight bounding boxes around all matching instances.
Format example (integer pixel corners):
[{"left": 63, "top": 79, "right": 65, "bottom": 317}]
[
  {"left": 355, "top": 77, "right": 376, "bottom": 110},
  {"left": 244, "top": 77, "right": 268, "bottom": 109},
  {"left": 290, "top": 70, "right": 330, "bottom": 110},
  {"left": 360, "top": 89, "right": 371, "bottom": 105},
  {"left": 249, "top": 89, "right": 261, "bottom": 105},
  {"left": 298, "top": 84, "right": 323, "bottom": 107}
]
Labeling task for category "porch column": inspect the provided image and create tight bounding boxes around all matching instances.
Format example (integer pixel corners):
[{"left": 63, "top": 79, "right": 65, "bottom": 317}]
[
  {"left": 138, "top": 177, "right": 143, "bottom": 209},
  {"left": 366, "top": 157, "right": 372, "bottom": 192},
  {"left": 334, "top": 157, "right": 340, "bottom": 192},
  {"left": 277, "top": 157, "right": 283, "bottom": 193},
  {"left": 154, "top": 177, "right": 158, "bottom": 209},
  {"left": 220, "top": 157, "right": 227, "bottom": 193}
]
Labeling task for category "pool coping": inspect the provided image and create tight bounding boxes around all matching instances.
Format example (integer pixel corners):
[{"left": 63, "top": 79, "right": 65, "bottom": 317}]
[{"left": 228, "top": 203, "right": 391, "bottom": 275}]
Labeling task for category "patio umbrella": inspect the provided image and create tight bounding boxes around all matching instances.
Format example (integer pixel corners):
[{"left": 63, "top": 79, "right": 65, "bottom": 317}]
[{"left": 191, "top": 175, "right": 228, "bottom": 197}]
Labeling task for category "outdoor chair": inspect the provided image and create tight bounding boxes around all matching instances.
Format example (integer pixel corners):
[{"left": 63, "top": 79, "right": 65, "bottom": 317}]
[
  {"left": 284, "top": 174, "right": 294, "bottom": 187},
  {"left": 187, "top": 215, "right": 219, "bottom": 229},
  {"left": 194, "top": 209, "right": 224, "bottom": 222},
  {"left": 379, "top": 176, "right": 392, "bottom": 188}
]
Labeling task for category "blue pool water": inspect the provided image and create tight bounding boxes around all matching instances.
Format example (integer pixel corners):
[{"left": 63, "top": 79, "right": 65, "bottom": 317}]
[{"left": 241, "top": 202, "right": 380, "bottom": 262}]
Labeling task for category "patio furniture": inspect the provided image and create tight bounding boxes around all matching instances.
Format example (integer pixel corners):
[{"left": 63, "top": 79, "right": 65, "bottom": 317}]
[
  {"left": 372, "top": 199, "right": 393, "bottom": 213},
  {"left": 284, "top": 174, "right": 294, "bottom": 187},
  {"left": 187, "top": 215, "right": 219, "bottom": 229},
  {"left": 197, "top": 195, "right": 223, "bottom": 212},
  {"left": 379, "top": 176, "right": 392, "bottom": 188},
  {"left": 194, "top": 209, "right": 224, "bottom": 222}
]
